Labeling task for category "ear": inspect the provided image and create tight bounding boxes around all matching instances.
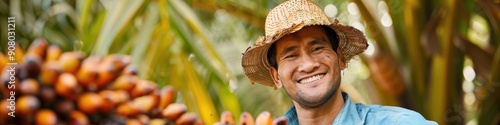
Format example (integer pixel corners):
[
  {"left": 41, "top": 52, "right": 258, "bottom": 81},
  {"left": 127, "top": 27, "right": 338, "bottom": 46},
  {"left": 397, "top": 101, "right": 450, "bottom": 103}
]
[
  {"left": 336, "top": 47, "right": 346, "bottom": 70},
  {"left": 269, "top": 67, "right": 283, "bottom": 88}
]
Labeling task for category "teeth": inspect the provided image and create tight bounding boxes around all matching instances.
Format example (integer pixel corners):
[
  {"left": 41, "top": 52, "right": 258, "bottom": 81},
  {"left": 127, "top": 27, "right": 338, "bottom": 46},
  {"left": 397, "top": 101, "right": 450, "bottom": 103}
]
[{"left": 299, "top": 74, "right": 324, "bottom": 84}]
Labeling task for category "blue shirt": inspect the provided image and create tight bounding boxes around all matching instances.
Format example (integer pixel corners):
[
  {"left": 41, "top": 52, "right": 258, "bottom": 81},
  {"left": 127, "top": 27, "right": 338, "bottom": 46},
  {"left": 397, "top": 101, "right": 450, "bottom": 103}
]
[{"left": 284, "top": 92, "right": 437, "bottom": 125}]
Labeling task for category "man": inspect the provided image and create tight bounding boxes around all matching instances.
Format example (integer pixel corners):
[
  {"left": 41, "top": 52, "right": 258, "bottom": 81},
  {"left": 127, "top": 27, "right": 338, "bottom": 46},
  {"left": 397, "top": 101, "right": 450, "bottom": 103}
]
[{"left": 241, "top": 0, "right": 437, "bottom": 124}]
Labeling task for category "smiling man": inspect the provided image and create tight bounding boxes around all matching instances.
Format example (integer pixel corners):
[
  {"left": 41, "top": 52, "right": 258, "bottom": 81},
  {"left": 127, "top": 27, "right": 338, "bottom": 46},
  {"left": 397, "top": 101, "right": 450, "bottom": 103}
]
[{"left": 241, "top": 0, "right": 436, "bottom": 124}]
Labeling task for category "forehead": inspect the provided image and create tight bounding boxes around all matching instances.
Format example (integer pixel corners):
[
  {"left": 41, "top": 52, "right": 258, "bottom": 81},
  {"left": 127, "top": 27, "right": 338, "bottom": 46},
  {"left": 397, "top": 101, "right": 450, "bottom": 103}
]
[{"left": 274, "top": 26, "right": 329, "bottom": 49}]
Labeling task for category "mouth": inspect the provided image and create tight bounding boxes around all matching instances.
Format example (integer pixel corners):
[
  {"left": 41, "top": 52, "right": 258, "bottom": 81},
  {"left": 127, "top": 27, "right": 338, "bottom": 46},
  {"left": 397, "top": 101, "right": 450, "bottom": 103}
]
[{"left": 297, "top": 74, "right": 325, "bottom": 84}]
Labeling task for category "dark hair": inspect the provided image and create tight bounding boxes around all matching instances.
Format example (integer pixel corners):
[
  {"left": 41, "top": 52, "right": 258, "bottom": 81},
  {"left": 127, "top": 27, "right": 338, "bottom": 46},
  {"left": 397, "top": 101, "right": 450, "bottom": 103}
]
[{"left": 267, "top": 26, "right": 339, "bottom": 69}]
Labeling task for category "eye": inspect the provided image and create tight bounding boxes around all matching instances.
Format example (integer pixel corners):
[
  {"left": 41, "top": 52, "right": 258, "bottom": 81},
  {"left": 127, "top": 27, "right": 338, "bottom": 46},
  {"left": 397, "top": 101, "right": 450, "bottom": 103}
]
[
  {"left": 312, "top": 46, "right": 324, "bottom": 52},
  {"left": 285, "top": 54, "right": 297, "bottom": 59}
]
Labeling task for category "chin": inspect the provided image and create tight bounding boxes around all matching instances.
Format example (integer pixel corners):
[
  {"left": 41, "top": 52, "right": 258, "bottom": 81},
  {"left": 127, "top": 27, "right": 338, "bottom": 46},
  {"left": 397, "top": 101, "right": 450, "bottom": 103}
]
[{"left": 291, "top": 82, "right": 340, "bottom": 109}]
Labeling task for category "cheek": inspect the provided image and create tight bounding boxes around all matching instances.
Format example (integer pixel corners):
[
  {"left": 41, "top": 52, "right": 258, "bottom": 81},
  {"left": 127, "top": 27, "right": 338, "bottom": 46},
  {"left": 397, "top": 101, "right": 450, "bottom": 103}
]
[
  {"left": 278, "top": 66, "right": 292, "bottom": 78},
  {"left": 319, "top": 53, "right": 334, "bottom": 63},
  {"left": 324, "top": 55, "right": 331, "bottom": 60},
  {"left": 278, "top": 63, "right": 296, "bottom": 81},
  {"left": 324, "top": 51, "right": 339, "bottom": 61}
]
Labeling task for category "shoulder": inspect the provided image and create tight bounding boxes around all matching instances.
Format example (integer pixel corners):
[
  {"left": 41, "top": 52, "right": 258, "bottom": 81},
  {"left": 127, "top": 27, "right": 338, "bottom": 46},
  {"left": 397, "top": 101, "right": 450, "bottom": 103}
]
[{"left": 357, "top": 104, "right": 437, "bottom": 125}]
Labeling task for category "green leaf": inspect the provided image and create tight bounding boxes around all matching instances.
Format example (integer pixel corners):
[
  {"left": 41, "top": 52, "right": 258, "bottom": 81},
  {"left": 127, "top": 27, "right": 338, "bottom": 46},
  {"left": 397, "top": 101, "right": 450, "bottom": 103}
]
[{"left": 93, "top": 0, "right": 149, "bottom": 56}]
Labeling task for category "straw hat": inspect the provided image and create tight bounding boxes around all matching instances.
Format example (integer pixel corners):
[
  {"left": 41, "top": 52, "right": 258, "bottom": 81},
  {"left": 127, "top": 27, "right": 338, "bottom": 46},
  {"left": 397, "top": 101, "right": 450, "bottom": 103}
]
[{"left": 241, "top": 0, "right": 368, "bottom": 87}]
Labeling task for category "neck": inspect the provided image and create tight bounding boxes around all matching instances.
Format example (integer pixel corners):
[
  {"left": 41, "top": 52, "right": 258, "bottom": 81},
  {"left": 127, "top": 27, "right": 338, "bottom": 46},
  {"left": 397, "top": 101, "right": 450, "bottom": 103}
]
[{"left": 294, "top": 91, "right": 344, "bottom": 125}]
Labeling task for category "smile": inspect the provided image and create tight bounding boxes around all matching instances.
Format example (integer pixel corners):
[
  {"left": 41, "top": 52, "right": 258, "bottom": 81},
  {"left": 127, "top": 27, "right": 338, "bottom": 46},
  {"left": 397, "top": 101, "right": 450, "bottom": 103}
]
[{"left": 298, "top": 74, "right": 325, "bottom": 84}]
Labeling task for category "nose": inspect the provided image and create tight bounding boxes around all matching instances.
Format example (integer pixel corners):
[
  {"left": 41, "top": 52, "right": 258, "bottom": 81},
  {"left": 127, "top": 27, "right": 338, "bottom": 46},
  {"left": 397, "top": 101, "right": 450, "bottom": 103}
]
[{"left": 298, "top": 54, "right": 319, "bottom": 73}]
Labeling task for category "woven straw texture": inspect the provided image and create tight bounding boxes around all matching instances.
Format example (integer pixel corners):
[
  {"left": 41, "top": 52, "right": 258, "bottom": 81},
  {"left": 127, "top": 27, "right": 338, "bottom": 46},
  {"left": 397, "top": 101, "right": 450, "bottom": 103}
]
[{"left": 241, "top": 0, "right": 368, "bottom": 87}]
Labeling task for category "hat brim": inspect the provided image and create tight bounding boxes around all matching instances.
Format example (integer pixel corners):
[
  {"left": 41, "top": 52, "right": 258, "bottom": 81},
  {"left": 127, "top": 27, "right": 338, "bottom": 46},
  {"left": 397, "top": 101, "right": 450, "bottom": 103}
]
[{"left": 241, "top": 21, "right": 368, "bottom": 87}]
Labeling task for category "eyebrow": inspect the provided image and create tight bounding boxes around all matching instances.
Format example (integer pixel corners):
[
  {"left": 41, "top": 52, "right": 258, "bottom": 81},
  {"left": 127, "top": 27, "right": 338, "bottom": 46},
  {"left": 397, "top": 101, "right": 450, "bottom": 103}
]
[{"left": 308, "top": 39, "right": 328, "bottom": 47}]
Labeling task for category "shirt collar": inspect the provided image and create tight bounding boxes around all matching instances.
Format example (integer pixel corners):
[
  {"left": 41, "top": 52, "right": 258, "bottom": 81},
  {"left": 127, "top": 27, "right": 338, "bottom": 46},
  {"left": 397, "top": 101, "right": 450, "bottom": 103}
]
[{"left": 332, "top": 92, "right": 364, "bottom": 125}]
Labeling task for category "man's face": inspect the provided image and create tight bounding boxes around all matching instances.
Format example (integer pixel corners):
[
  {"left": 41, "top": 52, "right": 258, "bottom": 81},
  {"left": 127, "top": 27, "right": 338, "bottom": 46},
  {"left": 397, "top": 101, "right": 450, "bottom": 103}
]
[{"left": 269, "top": 26, "right": 345, "bottom": 109}]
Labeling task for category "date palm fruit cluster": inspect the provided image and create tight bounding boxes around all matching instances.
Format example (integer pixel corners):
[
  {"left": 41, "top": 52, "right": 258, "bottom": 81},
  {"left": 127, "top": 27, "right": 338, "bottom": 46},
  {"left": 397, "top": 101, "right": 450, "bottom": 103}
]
[
  {"left": 0, "top": 39, "right": 202, "bottom": 125},
  {"left": 213, "top": 111, "right": 287, "bottom": 125}
]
